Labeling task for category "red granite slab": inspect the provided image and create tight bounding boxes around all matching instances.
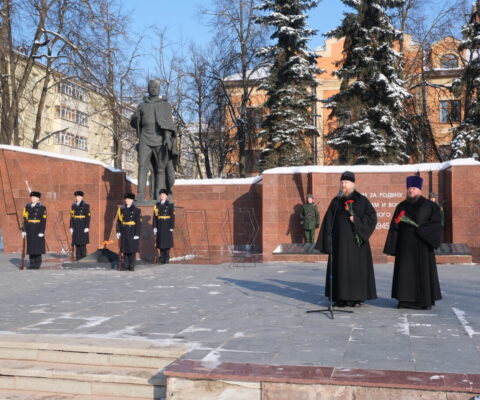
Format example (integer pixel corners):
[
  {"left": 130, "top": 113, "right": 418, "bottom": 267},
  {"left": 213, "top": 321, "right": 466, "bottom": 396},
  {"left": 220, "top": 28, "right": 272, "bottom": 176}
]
[{"left": 163, "top": 360, "right": 480, "bottom": 394}]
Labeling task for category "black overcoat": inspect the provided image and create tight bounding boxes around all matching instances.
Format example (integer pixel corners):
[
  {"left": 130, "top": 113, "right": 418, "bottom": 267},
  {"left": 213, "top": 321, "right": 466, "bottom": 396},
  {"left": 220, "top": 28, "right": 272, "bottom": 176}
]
[
  {"left": 153, "top": 200, "right": 175, "bottom": 249},
  {"left": 70, "top": 201, "right": 90, "bottom": 246},
  {"left": 22, "top": 203, "right": 46, "bottom": 255},
  {"left": 315, "top": 191, "right": 377, "bottom": 301},
  {"left": 116, "top": 205, "right": 142, "bottom": 253},
  {"left": 384, "top": 196, "right": 442, "bottom": 307}
]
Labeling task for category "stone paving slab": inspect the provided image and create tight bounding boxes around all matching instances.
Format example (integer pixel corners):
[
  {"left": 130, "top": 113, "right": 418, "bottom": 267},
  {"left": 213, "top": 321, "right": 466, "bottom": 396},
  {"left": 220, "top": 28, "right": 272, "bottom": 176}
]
[{"left": 0, "top": 254, "right": 478, "bottom": 374}]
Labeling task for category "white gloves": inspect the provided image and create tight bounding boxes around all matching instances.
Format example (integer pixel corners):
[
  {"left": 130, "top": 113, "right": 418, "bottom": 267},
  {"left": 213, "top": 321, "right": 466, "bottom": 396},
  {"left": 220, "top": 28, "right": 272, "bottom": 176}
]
[
  {"left": 133, "top": 236, "right": 139, "bottom": 240},
  {"left": 153, "top": 228, "right": 157, "bottom": 234},
  {"left": 116, "top": 233, "right": 121, "bottom": 239},
  {"left": 38, "top": 233, "right": 44, "bottom": 237},
  {"left": 21, "top": 232, "right": 26, "bottom": 238},
  {"left": 70, "top": 228, "right": 73, "bottom": 234},
  {"left": 84, "top": 228, "right": 89, "bottom": 233}
]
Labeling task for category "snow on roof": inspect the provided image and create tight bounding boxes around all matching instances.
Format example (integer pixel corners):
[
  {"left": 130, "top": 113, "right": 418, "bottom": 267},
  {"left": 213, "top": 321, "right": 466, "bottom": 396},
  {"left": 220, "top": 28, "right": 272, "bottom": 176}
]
[
  {"left": 0, "top": 144, "right": 138, "bottom": 183},
  {"left": 175, "top": 176, "right": 262, "bottom": 185},
  {"left": 224, "top": 66, "right": 270, "bottom": 82},
  {"left": 262, "top": 158, "right": 480, "bottom": 175}
]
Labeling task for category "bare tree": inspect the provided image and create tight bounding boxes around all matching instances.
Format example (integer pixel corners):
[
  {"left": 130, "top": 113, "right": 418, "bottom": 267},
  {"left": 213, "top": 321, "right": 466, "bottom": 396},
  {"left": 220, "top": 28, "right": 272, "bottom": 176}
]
[
  {"left": 0, "top": 0, "right": 57, "bottom": 145},
  {"left": 67, "top": 0, "right": 142, "bottom": 169},
  {"left": 201, "top": 0, "right": 268, "bottom": 177},
  {"left": 391, "top": 0, "right": 470, "bottom": 161}
]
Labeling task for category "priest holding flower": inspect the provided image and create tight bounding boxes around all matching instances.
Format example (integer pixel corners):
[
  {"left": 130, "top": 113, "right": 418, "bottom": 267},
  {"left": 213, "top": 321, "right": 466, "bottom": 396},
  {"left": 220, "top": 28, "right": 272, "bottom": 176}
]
[{"left": 384, "top": 176, "right": 442, "bottom": 310}]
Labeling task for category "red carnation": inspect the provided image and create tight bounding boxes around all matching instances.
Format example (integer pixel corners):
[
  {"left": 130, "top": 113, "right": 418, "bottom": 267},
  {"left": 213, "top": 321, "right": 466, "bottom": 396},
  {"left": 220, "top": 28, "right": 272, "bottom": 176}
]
[{"left": 394, "top": 210, "right": 419, "bottom": 227}]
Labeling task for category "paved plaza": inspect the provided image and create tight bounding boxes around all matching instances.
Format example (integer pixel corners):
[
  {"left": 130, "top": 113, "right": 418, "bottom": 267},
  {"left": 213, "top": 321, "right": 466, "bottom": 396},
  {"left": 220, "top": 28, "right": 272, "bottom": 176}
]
[{"left": 0, "top": 255, "right": 479, "bottom": 375}]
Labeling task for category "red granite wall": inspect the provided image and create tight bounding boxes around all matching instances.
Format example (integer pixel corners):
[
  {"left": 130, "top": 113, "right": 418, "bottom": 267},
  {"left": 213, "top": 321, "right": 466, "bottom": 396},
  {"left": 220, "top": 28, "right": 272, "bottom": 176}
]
[
  {"left": 262, "top": 168, "right": 453, "bottom": 262},
  {"left": 447, "top": 165, "right": 480, "bottom": 259},
  {"left": 0, "top": 147, "right": 478, "bottom": 264},
  {"left": 172, "top": 182, "right": 262, "bottom": 261},
  {"left": 0, "top": 148, "right": 134, "bottom": 254}
]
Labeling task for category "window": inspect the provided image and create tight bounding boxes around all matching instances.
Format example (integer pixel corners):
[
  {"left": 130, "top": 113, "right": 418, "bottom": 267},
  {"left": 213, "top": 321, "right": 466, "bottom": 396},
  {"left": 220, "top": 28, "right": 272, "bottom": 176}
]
[
  {"left": 125, "top": 149, "right": 135, "bottom": 162},
  {"left": 440, "top": 100, "right": 460, "bottom": 123},
  {"left": 246, "top": 107, "right": 263, "bottom": 132},
  {"left": 440, "top": 54, "right": 458, "bottom": 69},
  {"left": 55, "top": 106, "right": 88, "bottom": 126},
  {"left": 56, "top": 132, "right": 88, "bottom": 151},
  {"left": 58, "top": 82, "right": 87, "bottom": 101}
]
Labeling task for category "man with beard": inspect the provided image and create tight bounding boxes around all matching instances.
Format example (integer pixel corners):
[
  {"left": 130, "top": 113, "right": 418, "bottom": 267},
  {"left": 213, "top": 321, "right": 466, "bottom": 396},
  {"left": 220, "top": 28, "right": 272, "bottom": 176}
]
[
  {"left": 384, "top": 176, "right": 442, "bottom": 310},
  {"left": 315, "top": 171, "right": 377, "bottom": 307}
]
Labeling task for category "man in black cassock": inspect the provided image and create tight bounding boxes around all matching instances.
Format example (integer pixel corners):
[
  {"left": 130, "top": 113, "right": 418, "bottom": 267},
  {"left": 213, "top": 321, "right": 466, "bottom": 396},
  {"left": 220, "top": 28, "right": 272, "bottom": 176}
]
[
  {"left": 22, "top": 191, "right": 47, "bottom": 269},
  {"left": 70, "top": 191, "right": 91, "bottom": 260},
  {"left": 315, "top": 171, "right": 377, "bottom": 307},
  {"left": 116, "top": 193, "right": 142, "bottom": 271},
  {"left": 384, "top": 176, "right": 442, "bottom": 310},
  {"left": 153, "top": 189, "right": 175, "bottom": 264}
]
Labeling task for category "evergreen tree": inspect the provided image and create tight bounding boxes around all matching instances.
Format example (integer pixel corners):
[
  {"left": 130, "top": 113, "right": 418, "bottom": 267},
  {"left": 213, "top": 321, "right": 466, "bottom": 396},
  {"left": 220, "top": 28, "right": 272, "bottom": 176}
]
[
  {"left": 326, "top": 0, "right": 410, "bottom": 164},
  {"left": 255, "top": 0, "right": 321, "bottom": 170},
  {"left": 451, "top": 1, "right": 480, "bottom": 160}
]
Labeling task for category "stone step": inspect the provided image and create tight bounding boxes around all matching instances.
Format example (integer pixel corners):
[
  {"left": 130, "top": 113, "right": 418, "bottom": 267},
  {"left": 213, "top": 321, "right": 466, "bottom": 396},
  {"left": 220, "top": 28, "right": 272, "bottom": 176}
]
[
  {"left": 0, "top": 389, "right": 152, "bottom": 400},
  {"left": 0, "top": 334, "right": 186, "bottom": 368},
  {"left": 0, "top": 360, "right": 165, "bottom": 398}
]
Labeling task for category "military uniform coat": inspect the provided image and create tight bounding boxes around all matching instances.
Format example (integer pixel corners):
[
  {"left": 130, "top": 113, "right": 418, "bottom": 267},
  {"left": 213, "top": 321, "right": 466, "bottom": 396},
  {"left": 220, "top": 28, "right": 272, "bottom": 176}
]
[
  {"left": 384, "top": 197, "right": 442, "bottom": 307},
  {"left": 116, "top": 205, "right": 142, "bottom": 253},
  {"left": 300, "top": 203, "right": 320, "bottom": 230},
  {"left": 22, "top": 203, "right": 47, "bottom": 255},
  {"left": 315, "top": 191, "right": 377, "bottom": 302},
  {"left": 70, "top": 201, "right": 91, "bottom": 246},
  {"left": 153, "top": 200, "right": 175, "bottom": 249}
]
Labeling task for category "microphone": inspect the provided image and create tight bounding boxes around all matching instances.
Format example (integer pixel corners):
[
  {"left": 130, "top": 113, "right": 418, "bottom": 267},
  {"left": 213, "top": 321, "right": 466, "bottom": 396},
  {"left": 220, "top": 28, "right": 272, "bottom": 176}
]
[{"left": 336, "top": 190, "right": 343, "bottom": 198}]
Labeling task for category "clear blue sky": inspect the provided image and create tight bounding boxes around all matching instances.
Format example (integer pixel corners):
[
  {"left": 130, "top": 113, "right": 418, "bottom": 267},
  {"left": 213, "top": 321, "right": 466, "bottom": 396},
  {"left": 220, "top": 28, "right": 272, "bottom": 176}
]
[{"left": 127, "top": 0, "right": 349, "bottom": 73}]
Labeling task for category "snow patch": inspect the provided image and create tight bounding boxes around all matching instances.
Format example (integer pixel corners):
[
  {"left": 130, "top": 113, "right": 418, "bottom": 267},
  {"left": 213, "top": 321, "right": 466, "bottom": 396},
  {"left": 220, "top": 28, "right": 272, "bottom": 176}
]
[
  {"left": 262, "top": 158, "right": 480, "bottom": 175},
  {"left": 201, "top": 350, "right": 222, "bottom": 369}
]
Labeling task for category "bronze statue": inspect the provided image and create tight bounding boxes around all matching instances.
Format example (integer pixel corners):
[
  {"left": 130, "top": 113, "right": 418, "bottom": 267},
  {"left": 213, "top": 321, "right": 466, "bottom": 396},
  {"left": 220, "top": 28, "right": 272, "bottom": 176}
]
[{"left": 130, "top": 80, "right": 177, "bottom": 201}]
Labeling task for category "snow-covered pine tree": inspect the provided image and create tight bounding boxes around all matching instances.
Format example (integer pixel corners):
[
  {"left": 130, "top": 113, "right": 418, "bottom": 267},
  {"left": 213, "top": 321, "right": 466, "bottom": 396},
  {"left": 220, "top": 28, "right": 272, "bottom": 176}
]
[
  {"left": 326, "top": 0, "right": 411, "bottom": 165},
  {"left": 451, "top": 1, "right": 480, "bottom": 160},
  {"left": 255, "top": 0, "right": 321, "bottom": 170}
]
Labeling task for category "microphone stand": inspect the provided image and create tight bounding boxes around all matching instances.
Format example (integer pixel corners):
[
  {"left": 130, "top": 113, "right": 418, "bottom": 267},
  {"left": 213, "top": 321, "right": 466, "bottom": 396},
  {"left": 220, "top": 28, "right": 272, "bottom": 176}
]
[{"left": 307, "top": 191, "right": 353, "bottom": 319}]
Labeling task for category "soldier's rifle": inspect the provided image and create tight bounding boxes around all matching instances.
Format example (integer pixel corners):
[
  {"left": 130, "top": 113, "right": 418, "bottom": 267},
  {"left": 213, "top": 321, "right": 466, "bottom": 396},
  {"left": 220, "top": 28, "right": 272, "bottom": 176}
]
[
  {"left": 20, "top": 235, "right": 25, "bottom": 270},
  {"left": 117, "top": 237, "right": 123, "bottom": 270}
]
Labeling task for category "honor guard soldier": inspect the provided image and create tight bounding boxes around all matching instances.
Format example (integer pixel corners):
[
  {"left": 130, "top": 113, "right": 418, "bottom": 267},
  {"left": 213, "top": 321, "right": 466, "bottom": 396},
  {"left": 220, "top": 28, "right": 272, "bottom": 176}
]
[
  {"left": 153, "top": 189, "right": 175, "bottom": 264},
  {"left": 70, "top": 191, "right": 91, "bottom": 260},
  {"left": 22, "top": 191, "right": 47, "bottom": 269},
  {"left": 116, "top": 193, "right": 142, "bottom": 271},
  {"left": 300, "top": 194, "right": 320, "bottom": 244}
]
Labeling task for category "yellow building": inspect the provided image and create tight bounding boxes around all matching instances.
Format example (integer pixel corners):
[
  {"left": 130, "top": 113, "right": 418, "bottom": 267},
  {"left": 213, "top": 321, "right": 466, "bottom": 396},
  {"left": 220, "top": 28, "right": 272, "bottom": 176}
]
[
  {"left": 224, "top": 36, "right": 465, "bottom": 170},
  {"left": 5, "top": 56, "right": 138, "bottom": 178}
]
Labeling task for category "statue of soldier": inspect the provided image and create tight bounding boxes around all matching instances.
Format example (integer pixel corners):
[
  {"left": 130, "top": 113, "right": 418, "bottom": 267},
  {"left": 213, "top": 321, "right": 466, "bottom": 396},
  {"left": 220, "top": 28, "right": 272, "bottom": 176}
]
[{"left": 130, "top": 80, "right": 177, "bottom": 201}]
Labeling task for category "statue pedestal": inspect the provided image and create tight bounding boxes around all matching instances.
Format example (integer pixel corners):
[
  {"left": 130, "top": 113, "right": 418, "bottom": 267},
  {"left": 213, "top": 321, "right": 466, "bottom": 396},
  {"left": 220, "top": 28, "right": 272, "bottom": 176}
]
[{"left": 137, "top": 204, "right": 156, "bottom": 262}]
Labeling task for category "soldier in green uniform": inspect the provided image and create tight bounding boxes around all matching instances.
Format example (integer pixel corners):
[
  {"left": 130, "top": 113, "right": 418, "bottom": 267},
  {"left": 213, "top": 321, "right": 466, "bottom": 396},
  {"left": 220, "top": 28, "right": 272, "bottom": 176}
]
[
  {"left": 300, "top": 194, "right": 320, "bottom": 244},
  {"left": 22, "top": 191, "right": 47, "bottom": 269},
  {"left": 153, "top": 189, "right": 175, "bottom": 264},
  {"left": 70, "top": 191, "right": 91, "bottom": 260},
  {"left": 116, "top": 193, "right": 142, "bottom": 271}
]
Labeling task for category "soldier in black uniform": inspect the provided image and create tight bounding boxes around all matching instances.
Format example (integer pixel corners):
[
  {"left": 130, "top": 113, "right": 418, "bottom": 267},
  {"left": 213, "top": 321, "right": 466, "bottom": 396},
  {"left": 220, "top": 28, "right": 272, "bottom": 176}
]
[
  {"left": 22, "top": 191, "right": 47, "bottom": 269},
  {"left": 153, "top": 189, "right": 175, "bottom": 264},
  {"left": 70, "top": 191, "right": 91, "bottom": 260},
  {"left": 116, "top": 193, "right": 142, "bottom": 271}
]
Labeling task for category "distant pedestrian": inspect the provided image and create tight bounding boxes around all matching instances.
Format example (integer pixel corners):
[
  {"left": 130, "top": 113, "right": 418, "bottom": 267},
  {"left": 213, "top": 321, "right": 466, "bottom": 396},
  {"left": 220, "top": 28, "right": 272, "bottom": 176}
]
[
  {"left": 22, "top": 191, "right": 46, "bottom": 269},
  {"left": 70, "top": 191, "right": 90, "bottom": 260},
  {"left": 384, "top": 176, "right": 442, "bottom": 310},
  {"left": 153, "top": 189, "right": 175, "bottom": 264},
  {"left": 116, "top": 193, "right": 141, "bottom": 271},
  {"left": 300, "top": 194, "right": 320, "bottom": 244}
]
